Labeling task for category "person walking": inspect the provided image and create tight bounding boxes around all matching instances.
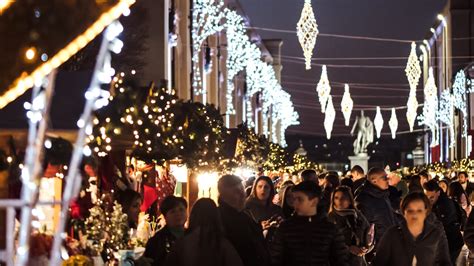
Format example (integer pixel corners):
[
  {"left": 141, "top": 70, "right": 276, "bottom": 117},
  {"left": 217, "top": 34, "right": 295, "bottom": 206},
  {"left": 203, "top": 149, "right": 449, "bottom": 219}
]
[
  {"left": 270, "top": 181, "right": 349, "bottom": 266},
  {"left": 165, "top": 198, "right": 243, "bottom": 266},
  {"left": 351, "top": 165, "right": 366, "bottom": 193},
  {"left": 328, "top": 186, "right": 371, "bottom": 266},
  {"left": 373, "top": 192, "right": 451, "bottom": 265},
  {"left": 280, "top": 184, "right": 295, "bottom": 220}
]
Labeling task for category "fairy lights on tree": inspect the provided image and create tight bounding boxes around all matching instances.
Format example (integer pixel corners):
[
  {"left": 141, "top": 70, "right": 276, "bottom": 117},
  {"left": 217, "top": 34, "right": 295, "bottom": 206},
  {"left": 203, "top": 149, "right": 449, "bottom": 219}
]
[
  {"left": 340, "top": 84, "right": 353, "bottom": 126},
  {"left": 418, "top": 67, "right": 438, "bottom": 147},
  {"left": 388, "top": 108, "right": 398, "bottom": 139},
  {"left": 374, "top": 106, "right": 384, "bottom": 138},
  {"left": 405, "top": 42, "right": 421, "bottom": 132},
  {"left": 324, "top": 95, "right": 335, "bottom": 139},
  {"left": 316, "top": 65, "right": 331, "bottom": 113},
  {"left": 296, "top": 0, "right": 319, "bottom": 70}
]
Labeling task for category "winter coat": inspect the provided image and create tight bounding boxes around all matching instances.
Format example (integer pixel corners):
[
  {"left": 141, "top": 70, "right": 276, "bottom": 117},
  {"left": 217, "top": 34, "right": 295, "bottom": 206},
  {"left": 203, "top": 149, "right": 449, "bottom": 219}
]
[
  {"left": 352, "top": 178, "right": 366, "bottom": 194},
  {"left": 144, "top": 226, "right": 182, "bottom": 266},
  {"left": 372, "top": 220, "right": 451, "bottom": 266},
  {"left": 328, "top": 209, "right": 370, "bottom": 266},
  {"left": 354, "top": 181, "right": 396, "bottom": 246},
  {"left": 270, "top": 213, "right": 349, "bottom": 266},
  {"left": 219, "top": 200, "right": 270, "bottom": 266},
  {"left": 432, "top": 192, "right": 464, "bottom": 262},
  {"left": 244, "top": 197, "right": 283, "bottom": 223},
  {"left": 464, "top": 209, "right": 474, "bottom": 251},
  {"left": 164, "top": 227, "right": 243, "bottom": 266}
]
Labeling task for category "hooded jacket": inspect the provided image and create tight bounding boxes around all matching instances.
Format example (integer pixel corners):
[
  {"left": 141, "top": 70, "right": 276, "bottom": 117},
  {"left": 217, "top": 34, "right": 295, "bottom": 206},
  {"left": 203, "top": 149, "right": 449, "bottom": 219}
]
[
  {"left": 373, "top": 220, "right": 451, "bottom": 266},
  {"left": 354, "top": 181, "right": 396, "bottom": 246}
]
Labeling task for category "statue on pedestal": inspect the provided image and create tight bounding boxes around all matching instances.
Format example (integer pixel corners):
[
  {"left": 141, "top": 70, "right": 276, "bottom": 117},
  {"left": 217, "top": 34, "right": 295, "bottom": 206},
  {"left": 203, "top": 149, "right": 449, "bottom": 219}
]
[{"left": 351, "top": 110, "right": 374, "bottom": 155}]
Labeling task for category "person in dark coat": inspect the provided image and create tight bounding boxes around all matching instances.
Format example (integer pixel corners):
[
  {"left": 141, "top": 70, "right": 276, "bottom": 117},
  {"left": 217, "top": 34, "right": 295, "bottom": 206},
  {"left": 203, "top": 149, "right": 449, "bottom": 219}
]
[
  {"left": 423, "top": 179, "right": 464, "bottom": 265},
  {"left": 244, "top": 176, "right": 283, "bottom": 229},
  {"left": 351, "top": 165, "right": 366, "bottom": 193},
  {"left": 280, "top": 184, "right": 295, "bottom": 219},
  {"left": 373, "top": 192, "right": 451, "bottom": 266},
  {"left": 458, "top": 171, "right": 474, "bottom": 200},
  {"left": 165, "top": 198, "right": 243, "bottom": 266},
  {"left": 144, "top": 196, "right": 188, "bottom": 266},
  {"left": 218, "top": 175, "right": 270, "bottom": 266},
  {"left": 270, "top": 181, "right": 349, "bottom": 266},
  {"left": 464, "top": 209, "right": 474, "bottom": 264},
  {"left": 354, "top": 167, "right": 396, "bottom": 249},
  {"left": 328, "top": 186, "right": 371, "bottom": 266}
]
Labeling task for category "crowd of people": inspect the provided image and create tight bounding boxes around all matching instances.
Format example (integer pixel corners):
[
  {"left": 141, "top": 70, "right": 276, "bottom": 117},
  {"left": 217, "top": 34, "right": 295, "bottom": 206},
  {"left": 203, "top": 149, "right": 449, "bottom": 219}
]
[{"left": 116, "top": 166, "right": 474, "bottom": 266}]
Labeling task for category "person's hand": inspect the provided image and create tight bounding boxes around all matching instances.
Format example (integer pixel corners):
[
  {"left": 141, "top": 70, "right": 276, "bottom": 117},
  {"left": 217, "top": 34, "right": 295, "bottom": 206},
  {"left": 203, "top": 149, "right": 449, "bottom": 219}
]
[
  {"left": 261, "top": 220, "right": 271, "bottom": 230},
  {"left": 349, "top": 246, "right": 365, "bottom": 256}
]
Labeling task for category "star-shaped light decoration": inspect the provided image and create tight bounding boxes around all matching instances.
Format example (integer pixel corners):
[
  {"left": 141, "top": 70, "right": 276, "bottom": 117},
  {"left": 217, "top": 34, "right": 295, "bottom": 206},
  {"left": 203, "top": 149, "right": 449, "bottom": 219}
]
[
  {"left": 405, "top": 42, "right": 421, "bottom": 132},
  {"left": 388, "top": 108, "right": 398, "bottom": 139},
  {"left": 374, "top": 106, "right": 384, "bottom": 139},
  {"left": 296, "top": 0, "right": 318, "bottom": 70},
  {"left": 340, "top": 84, "right": 353, "bottom": 126},
  {"left": 316, "top": 65, "right": 331, "bottom": 113},
  {"left": 324, "top": 95, "right": 335, "bottom": 139}
]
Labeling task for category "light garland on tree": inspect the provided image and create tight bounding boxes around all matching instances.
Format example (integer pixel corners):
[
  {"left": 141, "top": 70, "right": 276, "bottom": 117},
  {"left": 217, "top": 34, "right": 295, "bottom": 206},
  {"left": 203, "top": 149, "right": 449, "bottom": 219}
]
[
  {"left": 405, "top": 42, "right": 421, "bottom": 132},
  {"left": 438, "top": 89, "right": 455, "bottom": 147},
  {"left": 296, "top": 0, "right": 319, "bottom": 70},
  {"left": 316, "top": 65, "right": 331, "bottom": 113},
  {"left": 374, "top": 106, "right": 384, "bottom": 138},
  {"left": 453, "top": 69, "right": 471, "bottom": 138},
  {"left": 191, "top": 0, "right": 225, "bottom": 95},
  {"left": 324, "top": 95, "right": 335, "bottom": 139},
  {"left": 418, "top": 67, "right": 439, "bottom": 147},
  {"left": 389, "top": 108, "right": 398, "bottom": 139},
  {"left": 340, "top": 84, "right": 353, "bottom": 126}
]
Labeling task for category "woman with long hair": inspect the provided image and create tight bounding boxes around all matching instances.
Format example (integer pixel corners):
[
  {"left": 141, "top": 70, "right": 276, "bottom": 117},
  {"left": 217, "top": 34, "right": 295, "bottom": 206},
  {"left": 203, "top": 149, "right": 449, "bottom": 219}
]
[
  {"left": 244, "top": 176, "right": 283, "bottom": 232},
  {"left": 328, "top": 186, "right": 370, "bottom": 266},
  {"left": 115, "top": 189, "right": 143, "bottom": 228},
  {"left": 448, "top": 181, "right": 471, "bottom": 216},
  {"left": 373, "top": 192, "right": 451, "bottom": 265},
  {"left": 165, "top": 198, "right": 243, "bottom": 266}
]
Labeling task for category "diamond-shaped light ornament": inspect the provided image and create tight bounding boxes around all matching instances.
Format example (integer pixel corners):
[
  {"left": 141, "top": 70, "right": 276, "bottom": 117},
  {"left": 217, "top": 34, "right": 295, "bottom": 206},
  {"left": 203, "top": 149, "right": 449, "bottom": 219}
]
[
  {"left": 316, "top": 65, "right": 331, "bottom": 113},
  {"left": 341, "top": 84, "right": 353, "bottom": 126},
  {"left": 405, "top": 42, "right": 421, "bottom": 132},
  {"left": 297, "top": 0, "right": 319, "bottom": 70},
  {"left": 324, "top": 95, "right": 335, "bottom": 140},
  {"left": 374, "top": 106, "right": 384, "bottom": 139},
  {"left": 389, "top": 108, "right": 398, "bottom": 139}
]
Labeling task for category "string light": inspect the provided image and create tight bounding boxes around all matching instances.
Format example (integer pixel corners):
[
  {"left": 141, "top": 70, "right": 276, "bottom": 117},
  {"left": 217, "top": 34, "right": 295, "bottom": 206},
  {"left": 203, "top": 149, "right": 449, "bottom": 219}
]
[
  {"left": 405, "top": 42, "right": 421, "bottom": 132},
  {"left": 296, "top": 0, "right": 319, "bottom": 70},
  {"left": 374, "top": 106, "right": 383, "bottom": 138},
  {"left": 453, "top": 69, "right": 471, "bottom": 138},
  {"left": 388, "top": 108, "right": 398, "bottom": 139},
  {"left": 340, "top": 84, "right": 353, "bottom": 126},
  {"left": 438, "top": 89, "right": 455, "bottom": 147},
  {"left": 418, "top": 67, "right": 438, "bottom": 147},
  {"left": 316, "top": 65, "right": 331, "bottom": 113},
  {"left": 323, "top": 95, "right": 335, "bottom": 139}
]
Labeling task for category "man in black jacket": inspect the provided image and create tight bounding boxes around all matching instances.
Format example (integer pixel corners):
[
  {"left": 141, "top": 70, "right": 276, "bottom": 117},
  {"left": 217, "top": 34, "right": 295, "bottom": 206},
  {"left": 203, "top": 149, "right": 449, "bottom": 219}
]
[
  {"left": 217, "top": 174, "right": 270, "bottom": 266},
  {"left": 459, "top": 171, "right": 474, "bottom": 199},
  {"left": 354, "top": 167, "right": 396, "bottom": 249},
  {"left": 270, "top": 181, "right": 348, "bottom": 266},
  {"left": 424, "top": 179, "right": 464, "bottom": 265},
  {"left": 351, "top": 165, "right": 366, "bottom": 193}
]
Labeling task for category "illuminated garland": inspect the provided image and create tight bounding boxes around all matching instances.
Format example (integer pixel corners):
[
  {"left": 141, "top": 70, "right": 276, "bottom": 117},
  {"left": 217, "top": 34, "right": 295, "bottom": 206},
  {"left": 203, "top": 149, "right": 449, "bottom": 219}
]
[
  {"left": 418, "top": 67, "right": 438, "bottom": 147},
  {"left": 452, "top": 70, "right": 472, "bottom": 138},
  {"left": 438, "top": 89, "right": 455, "bottom": 147}
]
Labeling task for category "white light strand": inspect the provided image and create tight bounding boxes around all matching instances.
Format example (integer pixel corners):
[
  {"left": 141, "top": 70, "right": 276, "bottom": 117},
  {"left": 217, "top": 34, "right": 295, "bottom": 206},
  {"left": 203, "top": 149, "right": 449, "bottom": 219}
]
[
  {"left": 191, "top": 0, "right": 225, "bottom": 95},
  {"left": 438, "top": 89, "right": 455, "bottom": 147},
  {"left": 405, "top": 42, "right": 421, "bottom": 132},
  {"left": 388, "top": 108, "right": 398, "bottom": 139},
  {"left": 316, "top": 65, "right": 331, "bottom": 113},
  {"left": 296, "top": 0, "right": 319, "bottom": 70},
  {"left": 453, "top": 70, "right": 471, "bottom": 138},
  {"left": 418, "top": 67, "right": 439, "bottom": 147},
  {"left": 324, "top": 95, "right": 335, "bottom": 139},
  {"left": 340, "top": 84, "right": 353, "bottom": 126},
  {"left": 374, "top": 106, "right": 384, "bottom": 138}
]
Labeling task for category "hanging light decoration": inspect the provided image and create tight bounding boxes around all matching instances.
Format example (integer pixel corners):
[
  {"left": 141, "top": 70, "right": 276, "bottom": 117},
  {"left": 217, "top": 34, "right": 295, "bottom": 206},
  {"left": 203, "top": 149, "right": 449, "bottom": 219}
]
[
  {"left": 388, "top": 108, "right": 398, "bottom": 139},
  {"left": 418, "top": 67, "right": 439, "bottom": 147},
  {"left": 324, "top": 95, "right": 335, "bottom": 140},
  {"left": 405, "top": 42, "right": 421, "bottom": 132},
  {"left": 453, "top": 70, "right": 471, "bottom": 138},
  {"left": 340, "top": 84, "right": 353, "bottom": 126},
  {"left": 438, "top": 89, "right": 455, "bottom": 147},
  {"left": 316, "top": 65, "right": 331, "bottom": 113},
  {"left": 374, "top": 106, "right": 384, "bottom": 138},
  {"left": 296, "top": 0, "right": 319, "bottom": 70}
]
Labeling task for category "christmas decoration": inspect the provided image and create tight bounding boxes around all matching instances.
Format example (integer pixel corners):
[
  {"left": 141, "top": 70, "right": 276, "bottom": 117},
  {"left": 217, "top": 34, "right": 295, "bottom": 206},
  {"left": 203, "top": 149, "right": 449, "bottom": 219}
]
[
  {"left": 316, "top": 65, "right": 331, "bottom": 113},
  {"left": 296, "top": 0, "right": 319, "bottom": 70},
  {"left": 418, "top": 67, "right": 439, "bottom": 147},
  {"left": 340, "top": 84, "right": 353, "bottom": 126},
  {"left": 324, "top": 95, "right": 335, "bottom": 139},
  {"left": 453, "top": 70, "right": 471, "bottom": 138},
  {"left": 374, "top": 106, "right": 383, "bottom": 138},
  {"left": 405, "top": 42, "right": 421, "bottom": 132},
  {"left": 438, "top": 89, "right": 455, "bottom": 147},
  {"left": 388, "top": 108, "right": 398, "bottom": 139}
]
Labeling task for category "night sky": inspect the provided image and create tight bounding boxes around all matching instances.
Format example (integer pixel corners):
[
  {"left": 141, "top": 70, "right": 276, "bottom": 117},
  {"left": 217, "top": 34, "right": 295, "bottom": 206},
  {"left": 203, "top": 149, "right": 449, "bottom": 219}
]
[{"left": 239, "top": 0, "right": 447, "bottom": 137}]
